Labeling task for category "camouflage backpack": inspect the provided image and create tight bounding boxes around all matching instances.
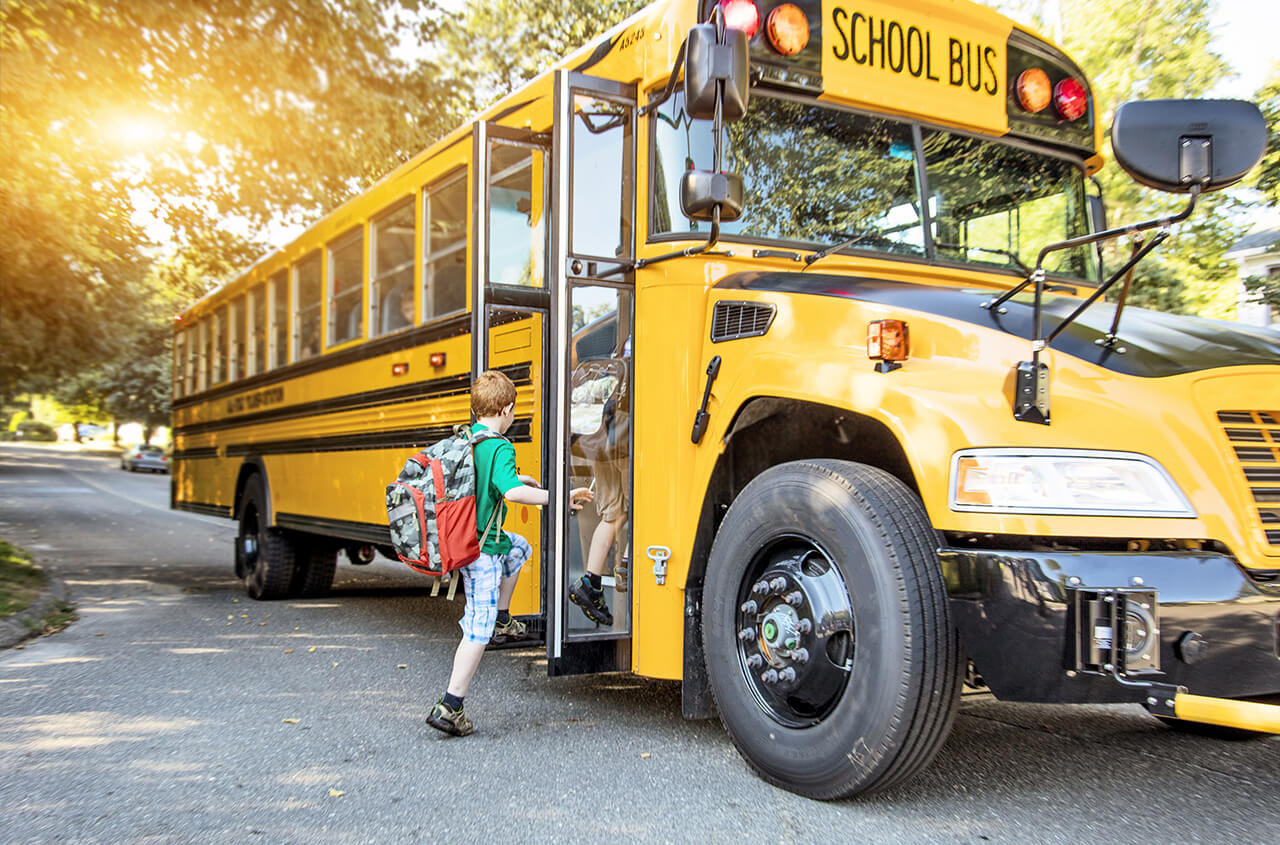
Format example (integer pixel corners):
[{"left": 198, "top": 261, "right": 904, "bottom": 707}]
[{"left": 385, "top": 425, "right": 506, "bottom": 578}]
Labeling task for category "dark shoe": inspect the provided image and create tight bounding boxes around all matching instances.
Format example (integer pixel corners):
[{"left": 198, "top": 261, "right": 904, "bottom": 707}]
[
  {"left": 613, "top": 557, "right": 629, "bottom": 593},
  {"left": 491, "top": 614, "right": 527, "bottom": 645},
  {"left": 425, "top": 698, "right": 473, "bottom": 737},
  {"left": 569, "top": 575, "right": 613, "bottom": 626}
]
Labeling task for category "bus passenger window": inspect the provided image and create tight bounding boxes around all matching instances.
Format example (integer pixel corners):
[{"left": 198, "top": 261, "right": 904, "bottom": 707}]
[
  {"left": 197, "top": 318, "right": 210, "bottom": 392},
  {"left": 173, "top": 331, "right": 186, "bottom": 399},
  {"left": 425, "top": 171, "right": 466, "bottom": 316},
  {"left": 269, "top": 270, "right": 289, "bottom": 368},
  {"left": 487, "top": 142, "right": 546, "bottom": 287},
  {"left": 229, "top": 295, "right": 245, "bottom": 381},
  {"left": 372, "top": 200, "right": 415, "bottom": 335},
  {"left": 212, "top": 305, "right": 228, "bottom": 384},
  {"left": 184, "top": 325, "right": 197, "bottom": 396},
  {"left": 294, "top": 254, "right": 321, "bottom": 361},
  {"left": 328, "top": 228, "right": 364, "bottom": 346},
  {"left": 249, "top": 284, "right": 266, "bottom": 376}
]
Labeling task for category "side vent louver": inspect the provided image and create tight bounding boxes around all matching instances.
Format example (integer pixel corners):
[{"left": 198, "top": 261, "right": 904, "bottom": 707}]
[{"left": 711, "top": 300, "right": 776, "bottom": 343}]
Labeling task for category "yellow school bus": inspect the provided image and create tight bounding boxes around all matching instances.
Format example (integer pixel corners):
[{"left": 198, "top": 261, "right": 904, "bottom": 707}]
[{"left": 172, "top": 0, "right": 1280, "bottom": 798}]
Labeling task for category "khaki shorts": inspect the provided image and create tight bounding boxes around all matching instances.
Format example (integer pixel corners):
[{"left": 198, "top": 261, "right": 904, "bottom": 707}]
[{"left": 593, "top": 456, "right": 630, "bottom": 522}]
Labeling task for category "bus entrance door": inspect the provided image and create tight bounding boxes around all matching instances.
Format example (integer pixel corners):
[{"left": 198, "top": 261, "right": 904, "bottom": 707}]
[
  {"left": 546, "top": 71, "right": 637, "bottom": 675},
  {"left": 471, "top": 121, "right": 552, "bottom": 623}
]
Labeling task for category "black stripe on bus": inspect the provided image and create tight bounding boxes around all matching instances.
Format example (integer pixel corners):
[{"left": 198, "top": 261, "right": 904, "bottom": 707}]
[
  {"left": 224, "top": 416, "right": 533, "bottom": 458},
  {"left": 172, "top": 447, "right": 220, "bottom": 460},
  {"left": 172, "top": 314, "right": 474, "bottom": 411},
  {"left": 174, "top": 362, "right": 533, "bottom": 437},
  {"left": 174, "top": 500, "right": 232, "bottom": 519},
  {"left": 276, "top": 513, "right": 392, "bottom": 545}
]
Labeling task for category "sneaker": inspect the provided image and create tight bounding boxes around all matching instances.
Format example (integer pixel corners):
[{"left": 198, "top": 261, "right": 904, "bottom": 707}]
[
  {"left": 613, "top": 557, "right": 629, "bottom": 593},
  {"left": 491, "top": 614, "right": 527, "bottom": 645},
  {"left": 425, "top": 698, "right": 473, "bottom": 737},
  {"left": 569, "top": 575, "right": 613, "bottom": 626}
]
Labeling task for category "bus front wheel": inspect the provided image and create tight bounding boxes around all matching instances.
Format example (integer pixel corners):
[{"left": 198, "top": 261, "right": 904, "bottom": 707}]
[
  {"left": 702, "top": 459, "right": 961, "bottom": 799},
  {"left": 237, "top": 477, "right": 298, "bottom": 601}
]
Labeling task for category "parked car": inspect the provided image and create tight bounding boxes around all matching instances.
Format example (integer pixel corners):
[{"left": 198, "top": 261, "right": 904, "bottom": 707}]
[
  {"left": 121, "top": 445, "right": 170, "bottom": 473},
  {"left": 13, "top": 421, "right": 57, "bottom": 441}
]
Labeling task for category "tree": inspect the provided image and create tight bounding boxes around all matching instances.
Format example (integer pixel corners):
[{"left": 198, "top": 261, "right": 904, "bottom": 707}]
[
  {"left": 1, "top": 0, "right": 469, "bottom": 399},
  {"left": 1254, "top": 68, "right": 1280, "bottom": 206}
]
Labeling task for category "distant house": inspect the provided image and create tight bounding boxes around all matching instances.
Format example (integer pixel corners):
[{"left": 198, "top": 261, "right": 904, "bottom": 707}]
[{"left": 1226, "top": 227, "right": 1280, "bottom": 327}]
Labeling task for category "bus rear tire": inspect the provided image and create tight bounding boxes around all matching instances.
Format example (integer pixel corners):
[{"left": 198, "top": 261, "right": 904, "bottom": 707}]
[
  {"left": 237, "top": 477, "right": 298, "bottom": 601},
  {"left": 702, "top": 459, "right": 962, "bottom": 799},
  {"left": 291, "top": 540, "right": 337, "bottom": 598}
]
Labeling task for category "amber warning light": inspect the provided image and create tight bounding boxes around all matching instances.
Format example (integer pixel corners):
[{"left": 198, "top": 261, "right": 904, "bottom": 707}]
[
  {"left": 429, "top": 352, "right": 447, "bottom": 367},
  {"left": 867, "top": 320, "right": 909, "bottom": 371},
  {"left": 766, "top": 4, "right": 809, "bottom": 56},
  {"left": 392, "top": 362, "right": 410, "bottom": 376}
]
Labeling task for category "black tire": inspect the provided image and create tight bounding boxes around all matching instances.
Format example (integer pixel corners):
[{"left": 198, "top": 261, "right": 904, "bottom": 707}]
[
  {"left": 703, "top": 459, "right": 962, "bottom": 799},
  {"left": 237, "top": 476, "right": 299, "bottom": 600},
  {"left": 290, "top": 539, "right": 338, "bottom": 598}
]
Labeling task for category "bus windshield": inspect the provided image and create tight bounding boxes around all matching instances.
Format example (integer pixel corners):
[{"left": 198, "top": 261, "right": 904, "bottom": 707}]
[{"left": 651, "top": 94, "right": 1095, "bottom": 282}]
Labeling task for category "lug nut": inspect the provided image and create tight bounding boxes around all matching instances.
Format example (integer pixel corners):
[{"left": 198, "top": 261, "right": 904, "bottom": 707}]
[
  {"left": 796, "top": 619, "right": 812, "bottom": 634},
  {"left": 784, "top": 591, "right": 803, "bottom": 607},
  {"left": 740, "top": 600, "right": 758, "bottom": 615},
  {"left": 752, "top": 580, "right": 770, "bottom": 595},
  {"left": 761, "top": 669, "right": 779, "bottom": 684},
  {"left": 769, "top": 577, "right": 787, "bottom": 593},
  {"left": 791, "top": 647, "right": 809, "bottom": 664},
  {"left": 778, "top": 667, "right": 796, "bottom": 682},
  {"left": 738, "top": 628, "right": 756, "bottom": 642},
  {"left": 747, "top": 654, "right": 763, "bottom": 669}
]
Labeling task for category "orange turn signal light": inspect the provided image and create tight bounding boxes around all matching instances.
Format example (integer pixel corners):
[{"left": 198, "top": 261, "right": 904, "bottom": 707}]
[
  {"left": 953, "top": 457, "right": 992, "bottom": 506},
  {"left": 766, "top": 4, "right": 809, "bottom": 55},
  {"left": 429, "top": 352, "right": 446, "bottom": 367},
  {"left": 1015, "top": 68, "right": 1051, "bottom": 113},
  {"left": 392, "top": 362, "right": 410, "bottom": 376},
  {"left": 867, "top": 320, "right": 909, "bottom": 362}
]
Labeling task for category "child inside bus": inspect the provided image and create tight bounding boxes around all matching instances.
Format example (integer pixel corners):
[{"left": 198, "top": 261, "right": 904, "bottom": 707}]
[{"left": 425, "top": 369, "right": 593, "bottom": 737}]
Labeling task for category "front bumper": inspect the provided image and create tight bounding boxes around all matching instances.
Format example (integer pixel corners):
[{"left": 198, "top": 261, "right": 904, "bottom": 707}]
[{"left": 940, "top": 548, "right": 1280, "bottom": 705}]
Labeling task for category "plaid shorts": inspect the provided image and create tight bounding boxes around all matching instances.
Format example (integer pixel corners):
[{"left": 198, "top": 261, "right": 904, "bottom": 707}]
[{"left": 458, "top": 530, "right": 531, "bottom": 644}]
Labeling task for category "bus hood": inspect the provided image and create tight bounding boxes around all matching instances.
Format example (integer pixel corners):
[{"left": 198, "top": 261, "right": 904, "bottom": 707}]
[{"left": 714, "top": 271, "right": 1280, "bottom": 379}]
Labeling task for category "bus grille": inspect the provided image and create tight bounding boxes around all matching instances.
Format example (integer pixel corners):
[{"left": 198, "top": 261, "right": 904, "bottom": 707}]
[
  {"left": 711, "top": 300, "right": 776, "bottom": 343},
  {"left": 1219, "top": 410, "right": 1280, "bottom": 546}
]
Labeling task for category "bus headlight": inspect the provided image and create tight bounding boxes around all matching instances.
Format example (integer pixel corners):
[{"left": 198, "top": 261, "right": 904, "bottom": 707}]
[{"left": 949, "top": 449, "right": 1195, "bottom": 517}]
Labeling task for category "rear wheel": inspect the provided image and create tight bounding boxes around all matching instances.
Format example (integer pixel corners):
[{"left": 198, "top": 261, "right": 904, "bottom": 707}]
[
  {"left": 237, "top": 476, "right": 299, "bottom": 600},
  {"left": 290, "top": 540, "right": 338, "bottom": 597},
  {"left": 703, "top": 459, "right": 961, "bottom": 799}
]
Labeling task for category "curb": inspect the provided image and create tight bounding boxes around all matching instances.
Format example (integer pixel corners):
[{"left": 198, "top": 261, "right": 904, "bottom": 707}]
[{"left": 0, "top": 578, "right": 71, "bottom": 649}]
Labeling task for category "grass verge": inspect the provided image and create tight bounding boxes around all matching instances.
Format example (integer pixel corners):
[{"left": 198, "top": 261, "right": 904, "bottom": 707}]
[{"left": 1, "top": 539, "right": 76, "bottom": 636}]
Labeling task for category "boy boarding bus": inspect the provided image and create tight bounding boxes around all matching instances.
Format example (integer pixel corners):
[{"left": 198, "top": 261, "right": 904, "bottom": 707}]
[{"left": 172, "top": 0, "right": 1280, "bottom": 798}]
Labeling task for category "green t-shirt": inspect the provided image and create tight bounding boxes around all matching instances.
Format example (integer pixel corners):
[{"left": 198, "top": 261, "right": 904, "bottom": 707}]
[{"left": 471, "top": 423, "right": 521, "bottom": 555}]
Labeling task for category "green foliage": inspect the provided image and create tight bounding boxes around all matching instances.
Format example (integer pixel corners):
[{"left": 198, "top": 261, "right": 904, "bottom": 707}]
[
  {"left": 1243, "top": 273, "right": 1280, "bottom": 308},
  {"left": 1255, "top": 68, "right": 1280, "bottom": 206},
  {"left": 450, "top": 0, "right": 648, "bottom": 99},
  {"left": 1, "top": 0, "right": 469, "bottom": 401}
]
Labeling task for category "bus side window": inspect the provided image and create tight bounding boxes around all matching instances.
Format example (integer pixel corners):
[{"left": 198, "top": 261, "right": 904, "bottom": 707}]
[
  {"left": 184, "top": 325, "right": 197, "bottom": 396},
  {"left": 212, "top": 305, "right": 228, "bottom": 385},
  {"left": 249, "top": 283, "right": 266, "bottom": 376},
  {"left": 328, "top": 227, "right": 364, "bottom": 346},
  {"left": 173, "top": 330, "right": 186, "bottom": 399},
  {"left": 197, "top": 318, "right": 210, "bottom": 392},
  {"left": 294, "top": 254, "right": 322, "bottom": 361},
  {"left": 424, "top": 170, "right": 467, "bottom": 318},
  {"left": 372, "top": 199, "right": 415, "bottom": 336},
  {"left": 229, "top": 295, "right": 245, "bottom": 381},
  {"left": 269, "top": 270, "right": 289, "bottom": 368}
]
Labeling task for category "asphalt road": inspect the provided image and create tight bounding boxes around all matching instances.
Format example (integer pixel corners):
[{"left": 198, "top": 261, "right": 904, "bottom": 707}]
[{"left": 1, "top": 442, "right": 1276, "bottom": 844}]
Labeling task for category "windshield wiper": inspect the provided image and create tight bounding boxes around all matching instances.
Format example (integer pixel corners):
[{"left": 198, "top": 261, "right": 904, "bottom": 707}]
[
  {"left": 802, "top": 231, "right": 883, "bottom": 269},
  {"left": 933, "top": 242, "right": 1032, "bottom": 275}
]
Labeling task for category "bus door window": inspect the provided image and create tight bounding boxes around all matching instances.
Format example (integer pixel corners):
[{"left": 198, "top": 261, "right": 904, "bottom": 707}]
[
  {"left": 371, "top": 200, "right": 415, "bottom": 335},
  {"left": 212, "top": 305, "right": 227, "bottom": 385},
  {"left": 327, "top": 227, "right": 364, "bottom": 346},
  {"left": 650, "top": 93, "right": 925, "bottom": 256},
  {"left": 293, "top": 253, "right": 322, "bottom": 361},
  {"left": 920, "top": 130, "right": 1093, "bottom": 280},
  {"left": 423, "top": 171, "right": 467, "bottom": 317},
  {"left": 487, "top": 141, "right": 547, "bottom": 287},
  {"left": 566, "top": 283, "right": 632, "bottom": 635},
  {"left": 268, "top": 270, "right": 289, "bottom": 369},
  {"left": 249, "top": 283, "right": 266, "bottom": 376},
  {"left": 229, "top": 295, "right": 245, "bottom": 381},
  {"left": 571, "top": 94, "right": 631, "bottom": 260}
]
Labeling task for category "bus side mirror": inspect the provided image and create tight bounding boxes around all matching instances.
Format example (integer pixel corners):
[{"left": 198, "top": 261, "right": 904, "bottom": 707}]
[
  {"left": 684, "top": 23, "right": 749, "bottom": 122},
  {"left": 1111, "top": 99, "right": 1265, "bottom": 193},
  {"left": 680, "top": 170, "right": 744, "bottom": 222}
]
